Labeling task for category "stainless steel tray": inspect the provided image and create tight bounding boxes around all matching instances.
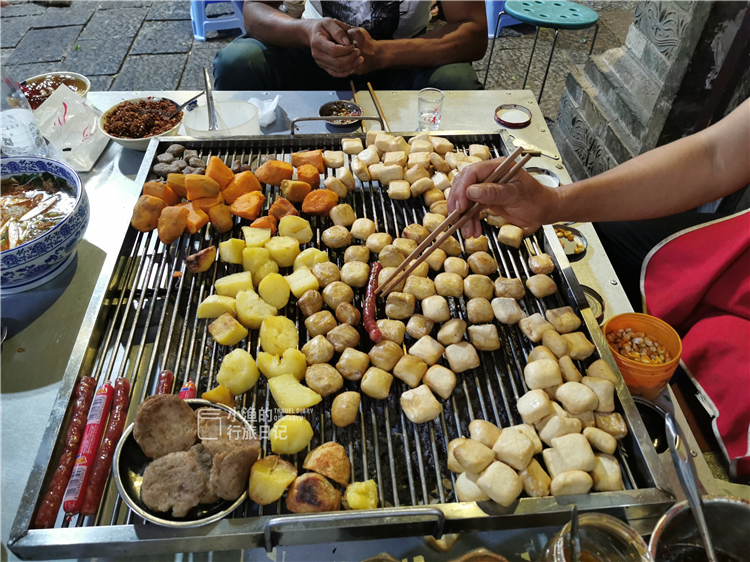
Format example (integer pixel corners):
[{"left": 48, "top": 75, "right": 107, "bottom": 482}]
[{"left": 9, "top": 133, "right": 673, "bottom": 560}]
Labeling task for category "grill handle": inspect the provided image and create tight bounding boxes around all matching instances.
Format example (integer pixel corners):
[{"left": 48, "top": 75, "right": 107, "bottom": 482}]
[
  {"left": 290, "top": 115, "right": 384, "bottom": 135},
  {"left": 263, "top": 506, "right": 445, "bottom": 552}
]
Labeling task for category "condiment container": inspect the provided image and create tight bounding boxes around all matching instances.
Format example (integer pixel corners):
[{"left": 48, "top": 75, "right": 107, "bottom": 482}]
[
  {"left": 538, "top": 513, "right": 652, "bottom": 562},
  {"left": 183, "top": 101, "right": 260, "bottom": 137},
  {"left": 602, "top": 313, "right": 682, "bottom": 400}
]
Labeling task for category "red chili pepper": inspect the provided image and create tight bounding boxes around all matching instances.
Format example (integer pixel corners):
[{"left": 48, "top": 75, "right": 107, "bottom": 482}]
[
  {"left": 63, "top": 382, "right": 114, "bottom": 516},
  {"left": 364, "top": 261, "right": 382, "bottom": 343},
  {"left": 178, "top": 379, "right": 197, "bottom": 399}
]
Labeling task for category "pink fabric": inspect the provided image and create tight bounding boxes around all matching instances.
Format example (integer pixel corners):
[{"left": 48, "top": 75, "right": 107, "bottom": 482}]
[{"left": 643, "top": 210, "right": 750, "bottom": 477}]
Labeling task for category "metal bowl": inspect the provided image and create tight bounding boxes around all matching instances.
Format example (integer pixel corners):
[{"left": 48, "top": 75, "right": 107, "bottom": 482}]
[
  {"left": 318, "top": 100, "right": 363, "bottom": 126},
  {"left": 113, "top": 398, "right": 251, "bottom": 528}
]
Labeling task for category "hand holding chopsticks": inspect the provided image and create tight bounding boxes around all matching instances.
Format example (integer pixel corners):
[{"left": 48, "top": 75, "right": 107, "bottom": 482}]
[{"left": 377, "top": 147, "right": 530, "bottom": 297}]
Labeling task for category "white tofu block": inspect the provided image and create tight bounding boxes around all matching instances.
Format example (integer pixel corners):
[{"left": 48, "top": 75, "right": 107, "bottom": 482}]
[
  {"left": 519, "top": 313, "right": 556, "bottom": 343},
  {"left": 392, "top": 354, "right": 427, "bottom": 388},
  {"left": 498, "top": 224, "right": 523, "bottom": 249},
  {"left": 366, "top": 129, "right": 380, "bottom": 147},
  {"left": 556, "top": 381, "right": 599, "bottom": 414},
  {"left": 545, "top": 306, "right": 582, "bottom": 334},
  {"left": 378, "top": 164, "right": 404, "bottom": 186},
  {"left": 429, "top": 152, "right": 451, "bottom": 173},
  {"left": 528, "top": 345, "right": 557, "bottom": 363},
  {"left": 582, "top": 376, "right": 615, "bottom": 413},
  {"left": 382, "top": 151, "right": 406, "bottom": 168},
  {"left": 437, "top": 318, "right": 467, "bottom": 346},
  {"left": 351, "top": 156, "right": 371, "bottom": 182},
  {"left": 486, "top": 214, "right": 508, "bottom": 227},
  {"left": 404, "top": 163, "right": 430, "bottom": 184},
  {"left": 469, "top": 420, "right": 502, "bottom": 449},
  {"left": 408, "top": 133, "right": 429, "bottom": 145},
  {"left": 559, "top": 355, "right": 582, "bottom": 382},
  {"left": 455, "top": 439, "right": 495, "bottom": 473},
  {"left": 516, "top": 389, "right": 554, "bottom": 424},
  {"left": 323, "top": 150, "right": 344, "bottom": 169},
  {"left": 550, "top": 470, "right": 593, "bottom": 496},
  {"left": 423, "top": 212, "right": 446, "bottom": 233},
  {"left": 523, "top": 359, "right": 563, "bottom": 390},
  {"left": 410, "top": 140, "right": 434, "bottom": 153},
  {"left": 423, "top": 364, "right": 457, "bottom": 400},
  {"left": 525, "top": 274, "right": 558, "bottom": 298},
  {"left": 542, "top": 330, "right": 569, "bottom": 359},
  {"left": 432, "top": 171, "right": 451, "bottom": 191},
  {"left": 350, "top": 218, "right": 376, "bottom": 241},
  {"left": 594, "top": 412, "right": 628, "bottom": 440},
  {"left": 400, "top": 385, "right": 442, "bottom": 424},
  {"left": 586, "top": 359, "right": 618, "bottom": 385},
  {"left": 583, "top": 427, "right": 617, "bottom": 455},
  {"left": 570, "top": 410, "right": 596, "bottom": 429},
  {"left": 323, "top": 176, "right": 348, "bottom": 199},
  {"left": 445, "top": 151, "right": 468, "bottom": 169},
  {"left": 538, "top": 415, "right": 582, "bottom": 447},
  {"left": 374, "top": 133, "right": 395, "bottom": 152},
  {"left": 551, "top": 433, "right": 596, "bottom": 472},
  {"left": 456, "top": 472, "right": 490, "bottom": 502},
  {"left": 456, "top": 161, "right": 473, "bottom": 173},
  {"left": 448, "top": 438, "right": 467, "bottom": 473},
  {"left": 410, "top": 177, "right": 434, "bottom": 197},
  {"left": 435, "top": 272, "right": 463, "bottom": 297},
  {"left": 407, "top": 151, "right": 431, "bottom": 170},
  {"left": 492, "top": 429, "right": 534, "bottom": 470},
  {"left": 591, "top": 453, "right": 623, "bottom": 492},
  {"left": 519, "top": 458, "right": 551, "bottom": 497},
  {"left": 561, "top": 332, "right": 596, "bottom": 360},
  {"left": 445, "top": 342, "right": 481, "bottom": 373},
  {"left": 467, "top": 324, "right": 501, "bottom": 351},
  {"left": 491, "top": 297, "right": 526, "bottom": 325},
  {"left": 388, "top": 179, "right": 411, "bottom": 200},
  {"left": 421, "top": 295, "right": 451, "bottom": 323},
  {"left": 341, "top": 137, "right": 364, "bottom": 155},
  {"left": 543, "top": 384, "right": 562, "bottom": 401},
  {"left": 542, "top": 448, "right": 566, "bottom": 479},
  {"left": 358, "top": 147, "right": 380, "bottom": 167},
  {"left": 469, "top": 144, "right": 491, "bottom": 161},
  {"left": 476, "top": 461, "right": 523, "bottom": 507},
  {"left": 431, "top": 137, "right": 454, "bottom": 155},
  {"left": 336, "top": 167, "right": 355, "bottom": 191},
  {"left": 510, "top": 424, "right": 543, "bottom": 454},
  {"left": 368, "top": 162, "right": 385, "bottom": 181},
  {"left": 409, "top": 335, "right": 445, "bottom": 366}
]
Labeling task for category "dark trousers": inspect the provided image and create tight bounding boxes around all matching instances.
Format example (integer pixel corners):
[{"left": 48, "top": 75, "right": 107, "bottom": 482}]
[
  {"left": 594, "top": 212, "right": 728, "bottom": 313},
  {"left": 213, "top": 36, "right": 483, "bottom": 91}
]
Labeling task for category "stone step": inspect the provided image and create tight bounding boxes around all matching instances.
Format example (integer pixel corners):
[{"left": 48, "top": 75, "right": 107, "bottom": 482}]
[{"left": 584, "top": 46, "right": 659, "bottom": 142}]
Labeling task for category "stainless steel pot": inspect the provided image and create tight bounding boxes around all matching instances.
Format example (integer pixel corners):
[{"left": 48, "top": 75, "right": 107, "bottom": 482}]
[{"left": 648, "top": 497, "right": 750, "bottom": 561}]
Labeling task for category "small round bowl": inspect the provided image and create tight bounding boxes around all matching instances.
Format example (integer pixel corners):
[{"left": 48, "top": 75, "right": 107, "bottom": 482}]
[
  {"left": 602, "top": 312, "right": 682, "bottom": 400},
  {"left": 0, "top": 157, "right": 89, "bottom": 294},
  {"left": 99, "top": 97, "right": 183, "bottom": 152},
  {"left": 318, "top": 100, "right": 363, "bottom": 126},
  {"left": 22, "top": 71, "right": 91, "bottom": 108},
  {"left": 113, "top": 398, "right": 251, "bottom": 528}
]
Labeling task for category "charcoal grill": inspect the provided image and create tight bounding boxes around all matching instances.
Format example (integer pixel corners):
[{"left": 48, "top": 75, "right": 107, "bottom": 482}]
[{"left": 9, "top": 133, "right": 674, "bottom": 560}]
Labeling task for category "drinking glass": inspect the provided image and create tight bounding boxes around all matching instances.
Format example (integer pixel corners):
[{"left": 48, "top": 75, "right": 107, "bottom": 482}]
[{"left": 417, "top": 88, "right": 444, "bottom": 131}]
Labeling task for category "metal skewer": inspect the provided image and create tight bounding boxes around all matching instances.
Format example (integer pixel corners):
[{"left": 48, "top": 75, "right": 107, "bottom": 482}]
[{"left": 203, "top": 67, "right": 219, "bottom": 132}]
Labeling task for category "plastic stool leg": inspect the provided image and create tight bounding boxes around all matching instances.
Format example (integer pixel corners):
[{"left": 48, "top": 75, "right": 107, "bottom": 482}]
[
  {"left": 191, "top": 0, "right": 208, "bottom": 42},
  {"left": 588, "top": 23, "right": 599, "bottom": 56},
  {"left": 538, "top": 28, "right": 559, "bottom": 103},
  {"left": 522, "top": 26, "right": 539, "bottom": 90},
  {"left": 483, "top": 10, "right": 506, "bottom": 87}
]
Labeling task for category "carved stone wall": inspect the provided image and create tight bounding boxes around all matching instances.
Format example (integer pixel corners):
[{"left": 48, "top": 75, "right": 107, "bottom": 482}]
[{"left": 552, "top": 1, "right": 750, "bottom": 181}]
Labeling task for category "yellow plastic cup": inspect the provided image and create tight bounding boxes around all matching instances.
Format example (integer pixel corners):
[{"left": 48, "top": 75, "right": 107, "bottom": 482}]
[{"left": 602, "top": 313, "right": 682, "bottom": 401}]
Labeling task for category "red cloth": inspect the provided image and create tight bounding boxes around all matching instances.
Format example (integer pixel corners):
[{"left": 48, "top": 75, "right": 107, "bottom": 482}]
[{"left": 642, "top": 210, "right": 750, "bottom": 478}]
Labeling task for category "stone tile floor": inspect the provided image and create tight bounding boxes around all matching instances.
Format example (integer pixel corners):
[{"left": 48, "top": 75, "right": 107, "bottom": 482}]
[{"left": 1, "top": 0, "right": 636, "bottom": 120}]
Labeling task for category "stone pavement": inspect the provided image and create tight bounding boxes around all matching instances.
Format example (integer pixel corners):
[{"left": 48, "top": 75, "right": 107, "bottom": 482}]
[{"left": 1, "top": 0, "right": 635, "bottom": 120}]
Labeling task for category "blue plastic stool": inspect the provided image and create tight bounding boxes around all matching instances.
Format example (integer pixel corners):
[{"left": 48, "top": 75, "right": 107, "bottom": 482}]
[
  {"left": 190, "top": 0, "right": 246, "bottom": 42},
  {"left": 484, "top": 0, "right": 599, "bottom": 102},
  {"left": 485, "top": 1, "right": 521, "bottom": 38}
]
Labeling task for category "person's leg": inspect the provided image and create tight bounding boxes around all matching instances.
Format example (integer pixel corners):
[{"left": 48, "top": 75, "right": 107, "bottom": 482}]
[
  {"left": 594, "top": 212, "right": 729, "bottom": 312},
  {"left": 366, "top": 62, "right": 483, "bottom": 91}
]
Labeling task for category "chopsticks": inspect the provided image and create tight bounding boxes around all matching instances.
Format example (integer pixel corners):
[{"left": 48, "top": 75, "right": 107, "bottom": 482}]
[
  {"left": 367, "top": 82, "right": 390, "bottom": 132},
  {"left": 351, "top": 80, "right": 364, "bottom": 133},
  {"left": 376, "top": 146, "right": 528, "bottom": 296}
]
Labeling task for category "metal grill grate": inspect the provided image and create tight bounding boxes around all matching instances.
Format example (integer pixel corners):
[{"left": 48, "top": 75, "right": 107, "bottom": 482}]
[{"left": 10, "top": 134, "right": 673, "bottom": 560}]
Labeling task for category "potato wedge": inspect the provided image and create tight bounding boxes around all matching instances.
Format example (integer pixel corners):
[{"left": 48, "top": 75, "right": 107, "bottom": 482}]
[
  {"left": 258, "top": 273, "right": 290, "bottom": 310},
  {"left": 248, "top": 455, "right": 297, "bottom": 505},
  {"left": 197, "top": 294, "right": 236, "bottom": 319},
  {"left": 241, "top": 226, "right": 272, "bottom": 248},
  {"left": 278, "top": 215, "right": 313, "bottom": 244},
  {"left": 185, "top": 245, "right": 216, "bottom": 273},
  {"left": 215, "top": 271, "right": 254, "bottom": 298},
  {"left": 257, "top": 348, "right": 307, "bottom": 381},
  {"left": 286, "top": 267, "right": 320, "bottom": 298},
  {"left": 236, "top": 290, "right": 277, "bottom": 329},
  {"left": 303, "top": 442, "right": 351, "bottom": 485},
  {"left": 286, "top": 473, "right": 341, "bottom": 513},
  {"left": 265, "top": 236, "right": 300, "bottom": 268},
  {"left": 219, "top": 238, "right": 245, "bottom": 264},
  {"left": 346, "top": 480, "right": 378, "bottom": 510},
  {"left": 216, "top": 348, "right": 260, "bottom": 395},
  {"left": 208, "top": 313, "right": 248, "bottom": 346},
  {"left": 293, "top": 248, "right": 329, "bottom": 271},
  {"left": 260, "top": 316, "right": 298, "bottom": 355},
  {"left": 270, "top": 415, "right": 313, "bottom": 455},
  {"left": 268, "top": 374, "right": 322, "bottom": 413}
]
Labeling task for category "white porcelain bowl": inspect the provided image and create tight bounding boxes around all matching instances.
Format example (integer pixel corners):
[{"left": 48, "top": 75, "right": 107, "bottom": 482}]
[
  {"left": 0, "top": 157, "right": 89, "bottom": 294},
  {"left": 99, "top": 96, "right": 183, "bottom": 152},
  {"left": 22, "top": 71, "right": 91, "bottom": 101}
]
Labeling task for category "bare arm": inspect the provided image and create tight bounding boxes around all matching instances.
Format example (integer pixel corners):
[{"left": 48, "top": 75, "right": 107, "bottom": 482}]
[
  {"left": 449, "top": 98, "right": 750, "bottom": 239},
  {"left": 349, "top": 2, "right": 487, "bottom": 73}
]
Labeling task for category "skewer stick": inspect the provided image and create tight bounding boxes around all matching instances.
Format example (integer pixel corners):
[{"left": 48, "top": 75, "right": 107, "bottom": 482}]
[
  {"left": 376, "top": 148, "right": 528, "bottom": 296},
  {"left": 367, "top": 82, "right": 390, "bottom": 132}
]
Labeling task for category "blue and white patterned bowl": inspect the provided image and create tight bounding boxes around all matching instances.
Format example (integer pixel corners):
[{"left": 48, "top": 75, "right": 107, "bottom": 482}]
[{"left": 1, "top": 157, "right": 89, "bottom": 294}]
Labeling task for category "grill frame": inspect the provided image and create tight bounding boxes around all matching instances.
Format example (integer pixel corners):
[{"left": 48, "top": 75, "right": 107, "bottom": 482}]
[{"left": 9, "top": 133, "right": 673, "bottom": 560}]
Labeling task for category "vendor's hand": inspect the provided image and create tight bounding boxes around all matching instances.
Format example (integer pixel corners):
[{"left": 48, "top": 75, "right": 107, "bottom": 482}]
[
  {"left": 347, "top": 27, "right": 382, "bottom": 75},
  {"left": 309, "top": 18, "right": 361, "bottom": 78},
  {"left": 448, "top": 158, "right": 560, "bottom": 239}
]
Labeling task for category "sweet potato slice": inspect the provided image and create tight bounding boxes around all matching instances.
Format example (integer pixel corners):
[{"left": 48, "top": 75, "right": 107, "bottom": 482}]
[
  {"left": 280, "top": 180, "right": 311, "bottom": 203},
  {"left": 158, "top": 205, "right": 189, "bottom": 244},
  {"left": 223, "top": 170, "right": 261, "bottom": 204},
  {"left": 249, "top": 215, "right": 278, "bottom": 235},
  {"left": 208, "top": 204, "right": 234, "bottom": 234},
  {"left": 292, "top": 150, "right": 324, "bottom": 173},
  {"left": 177, "top": 202, "right": 209, "bottom": 235},
  {"left": 254, "top": 160, "right": 293, "bottom": 186},
  {"left": 166, "top": 173, "right": 187, "bottom": 198},
  {"left": 185, "top": 174, "right": 221, "bottom": 200},
  {"left": 269, "top": 197, "right": 299, "bottom": 221},
  {"left": 230, "top": 191, "right": 265, "bottom": 220},
  {"left": 192, "top": 193, "right": 224, "bottom": 212},
  {"left": 296, "top": 164, "right": 321, "bottom": 189},
  {"left": 143, "top": 181, "right": 181, "bottom": 206},
  {"left": 206, "top": 156, "right": 235, "bottom": 189},
  {"left": 302, "top": 189, "right": 338, "bottom": 215},
  {"left": 131, "top": 194, "right": 168, "bottom": 232}
]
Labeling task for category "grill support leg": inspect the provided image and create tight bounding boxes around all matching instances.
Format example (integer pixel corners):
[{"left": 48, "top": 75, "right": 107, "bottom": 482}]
[
  {"left": 483, "top": 11, "right": 507, "bottom": 88},
  {"left": 538, "top": 28, "right": 559, "bottom": 103}
]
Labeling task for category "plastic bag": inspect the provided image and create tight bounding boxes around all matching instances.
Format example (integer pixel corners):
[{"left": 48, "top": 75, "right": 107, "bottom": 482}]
[
  {"left": 248, "top": 95, "right": 280, "bottom": 127},
  {"left": 34, "top": 85, "right": 109, "bottom": 172}
]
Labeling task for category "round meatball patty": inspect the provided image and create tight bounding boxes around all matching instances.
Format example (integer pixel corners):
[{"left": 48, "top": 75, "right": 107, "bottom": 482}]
[{"left": 134, "top": 394, "right": 197, "bottom": 458}]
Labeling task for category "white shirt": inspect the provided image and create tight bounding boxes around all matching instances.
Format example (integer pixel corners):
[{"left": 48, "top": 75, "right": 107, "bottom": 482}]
[{"left": 303, "top": 1, "right": 432, "bottom": 40}]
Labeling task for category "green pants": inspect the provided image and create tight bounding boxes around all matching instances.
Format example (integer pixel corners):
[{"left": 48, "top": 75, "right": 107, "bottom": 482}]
[{"left": 214, "top": 36, "right": 483, "bottom": 91}]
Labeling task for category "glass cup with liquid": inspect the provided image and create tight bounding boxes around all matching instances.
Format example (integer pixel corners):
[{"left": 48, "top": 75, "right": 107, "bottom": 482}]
[
  {"left": 539, "top": 513, "right": 652, "bottom": 562},
  {"left": 417, "top": 87, "right": 444, "bottom": 131}
]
